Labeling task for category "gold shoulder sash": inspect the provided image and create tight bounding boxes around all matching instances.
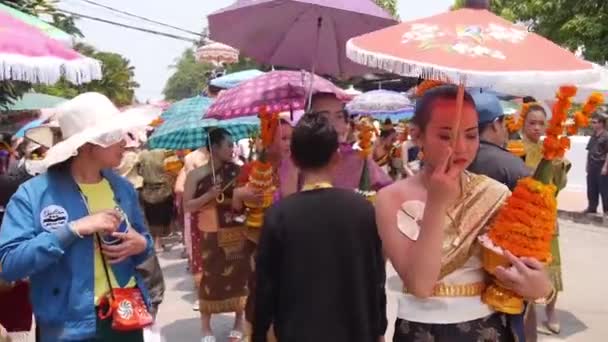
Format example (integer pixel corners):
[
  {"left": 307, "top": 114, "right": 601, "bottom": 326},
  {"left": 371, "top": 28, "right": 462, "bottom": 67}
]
[{"left": 439, "top": 172, "right": 510, "bottom": 279}]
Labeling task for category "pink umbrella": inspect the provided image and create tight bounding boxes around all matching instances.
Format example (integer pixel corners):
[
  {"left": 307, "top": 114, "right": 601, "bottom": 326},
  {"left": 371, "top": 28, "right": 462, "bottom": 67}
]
[
  {"left": 208, "top": 0, "right": 396, "bottom": 77},
  {"left": 195, "top": 42, "right": 239, "bottom": 66},
  {"left": 206, "top": 70, "right": 351, "bottom": 120},
  {"left": 0, "top": 10, "right": 101, "bottom": 84}
]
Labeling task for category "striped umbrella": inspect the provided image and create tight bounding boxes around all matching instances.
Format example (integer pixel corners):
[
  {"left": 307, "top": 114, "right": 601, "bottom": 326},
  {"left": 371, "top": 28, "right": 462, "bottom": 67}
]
[{"left": 149, "top": 97, "right": 258, "bottom": 150}]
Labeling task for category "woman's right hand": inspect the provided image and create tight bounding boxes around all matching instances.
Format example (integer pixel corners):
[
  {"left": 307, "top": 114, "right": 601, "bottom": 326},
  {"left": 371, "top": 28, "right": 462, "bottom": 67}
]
[
  {"left": 207, "top": 184, "right": 222, "bottom": 199},
  {"left": 71, "top": 209, "right": 122, "bottom": 236},
  {"left": 427, "top": 148, "right": 460, "bottom": 206}
]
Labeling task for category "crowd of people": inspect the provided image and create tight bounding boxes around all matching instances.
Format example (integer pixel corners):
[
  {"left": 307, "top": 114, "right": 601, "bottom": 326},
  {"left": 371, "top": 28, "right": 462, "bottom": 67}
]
[{"left": 0, "top": 79, "right": 576, "bottom": 342}]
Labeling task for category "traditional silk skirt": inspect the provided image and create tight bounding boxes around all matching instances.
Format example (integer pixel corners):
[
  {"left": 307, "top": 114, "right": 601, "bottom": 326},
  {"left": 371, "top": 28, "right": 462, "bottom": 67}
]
[{"left": 198, "top": 231, "right": 253, "bottom": 314}]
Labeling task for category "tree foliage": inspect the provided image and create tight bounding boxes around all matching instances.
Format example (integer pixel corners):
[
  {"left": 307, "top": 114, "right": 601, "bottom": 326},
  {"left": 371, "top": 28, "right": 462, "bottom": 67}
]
[
  {"left": 34, "top": 43, "right": 139, "bottom": 106},
  {"left": 452, "top": 0, "right": 608, "bottom": 64},
  {"left": 162, "top": 48, "right": 214, "bottom": 101},
  {"left": 374, "top": 0, "right": 399, "bottom": 19}
]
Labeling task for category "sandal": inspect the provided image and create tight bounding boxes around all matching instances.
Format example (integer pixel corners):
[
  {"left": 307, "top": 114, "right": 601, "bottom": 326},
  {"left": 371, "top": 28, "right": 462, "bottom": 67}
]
[
  {"left": 201, "top": 335, "right": 216, "bottom": 342},
  {"left": 228, "top": 330, "right": 244, "bottom": 341}
]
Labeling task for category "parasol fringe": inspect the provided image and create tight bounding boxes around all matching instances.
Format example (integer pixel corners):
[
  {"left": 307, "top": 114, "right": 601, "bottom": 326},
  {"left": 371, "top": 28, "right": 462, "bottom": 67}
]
[
  {"left": 0, "top": 53, "right": 102, "bottom": 85},
  {"left": 345, "top": 39, "right": 600, "bottom": 89}
]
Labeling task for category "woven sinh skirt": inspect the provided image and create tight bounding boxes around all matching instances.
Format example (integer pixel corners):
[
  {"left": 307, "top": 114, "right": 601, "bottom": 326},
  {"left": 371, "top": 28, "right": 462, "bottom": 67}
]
[{"left": 198, "top": 232, "right": 253, "bottom": 314}]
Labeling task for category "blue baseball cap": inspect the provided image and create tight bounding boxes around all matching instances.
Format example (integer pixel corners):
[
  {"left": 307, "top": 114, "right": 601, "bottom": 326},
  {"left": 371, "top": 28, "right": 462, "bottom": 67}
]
[{"left": 472, "top": 92, "right": 504, "bottom": 124}]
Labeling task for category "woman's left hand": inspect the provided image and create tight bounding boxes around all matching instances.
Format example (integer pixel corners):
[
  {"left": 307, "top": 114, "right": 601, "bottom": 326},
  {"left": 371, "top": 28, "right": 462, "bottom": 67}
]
[
  {"left": 101, "top": 229, "right": 148, "bottom": 264},
  {"left": 495, "top": 250, "right": 552, "bottom": 300}
]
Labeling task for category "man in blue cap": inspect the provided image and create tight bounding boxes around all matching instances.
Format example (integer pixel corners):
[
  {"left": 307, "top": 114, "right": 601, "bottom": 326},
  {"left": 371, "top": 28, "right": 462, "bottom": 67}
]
[{"left": 468, "top": 92, "right": 530, "bottom": 191}]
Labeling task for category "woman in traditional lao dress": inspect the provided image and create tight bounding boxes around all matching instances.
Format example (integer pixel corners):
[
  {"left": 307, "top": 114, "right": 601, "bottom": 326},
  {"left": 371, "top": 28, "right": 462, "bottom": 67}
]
[
  {"left": 519, "top": 98, "right": 567, "bottom": 335},
  {"left": 233, "top": 119, "right": 297, "bottom": 342},
  {"left": 375, "top": 85, "right": 554, "bottom": 342},
  {"left": 183, "top": 128, "right": 252, "bottom": 342}
]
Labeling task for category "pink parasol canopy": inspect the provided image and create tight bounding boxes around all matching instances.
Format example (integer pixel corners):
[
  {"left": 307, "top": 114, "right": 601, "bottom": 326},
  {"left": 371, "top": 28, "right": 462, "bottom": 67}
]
[
  {"left": 206, "top": 70, "right": 351, "bottom": 120},
  {"left": 346, "top": 8, "right": 599, "bottom": 91},
  {"left": 0, "top": 10, "right": 101, "bottom": 85},
  {"left": 195, "top": 42, "right": 239, "bottom": 65}
]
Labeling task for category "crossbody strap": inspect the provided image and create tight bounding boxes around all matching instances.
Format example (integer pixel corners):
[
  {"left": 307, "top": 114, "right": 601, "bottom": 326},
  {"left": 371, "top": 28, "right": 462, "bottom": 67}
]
[{"left": 95, "top": 232, "right": 116, "bottom": 301}]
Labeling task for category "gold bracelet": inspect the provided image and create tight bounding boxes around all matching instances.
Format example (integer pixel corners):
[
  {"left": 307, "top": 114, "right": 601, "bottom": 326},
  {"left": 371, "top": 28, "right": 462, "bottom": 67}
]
[{"left": 535, "top": 285, "right": 557, "bottom": 305}]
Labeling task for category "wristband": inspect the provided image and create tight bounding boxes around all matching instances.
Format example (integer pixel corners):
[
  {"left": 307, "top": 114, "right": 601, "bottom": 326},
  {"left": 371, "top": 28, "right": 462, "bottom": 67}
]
[
  {"left": 535, "top": 284, "right": 557, "bottom": 305},
  {"left": 68, "top": 222, "right": 84, "bottom": 239}
]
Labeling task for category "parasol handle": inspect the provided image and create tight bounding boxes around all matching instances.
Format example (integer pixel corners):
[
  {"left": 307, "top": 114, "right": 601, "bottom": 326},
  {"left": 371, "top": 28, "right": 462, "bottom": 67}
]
[
  {"left": 306, "top": 17, "right": 323, "bottom": 112},
  {"left": 450, "top": 83, "right": 466, "bottom": 168}
]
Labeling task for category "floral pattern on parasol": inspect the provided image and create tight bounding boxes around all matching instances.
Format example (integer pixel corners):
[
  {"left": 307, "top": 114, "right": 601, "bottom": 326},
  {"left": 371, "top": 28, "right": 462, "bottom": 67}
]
[{"left": 347, "top": 8, "right": 598, "bottom": 91}]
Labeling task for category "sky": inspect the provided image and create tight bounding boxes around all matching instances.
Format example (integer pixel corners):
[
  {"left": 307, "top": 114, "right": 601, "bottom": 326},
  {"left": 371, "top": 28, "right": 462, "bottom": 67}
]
[{"left": 58, "top": 0, "right": 454, "bottom": 102}]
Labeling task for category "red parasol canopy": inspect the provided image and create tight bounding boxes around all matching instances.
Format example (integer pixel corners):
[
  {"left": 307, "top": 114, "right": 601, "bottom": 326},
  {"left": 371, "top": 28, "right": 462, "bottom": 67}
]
[{"left": 346, "top": 8, "right": 598, "bottom": 91}]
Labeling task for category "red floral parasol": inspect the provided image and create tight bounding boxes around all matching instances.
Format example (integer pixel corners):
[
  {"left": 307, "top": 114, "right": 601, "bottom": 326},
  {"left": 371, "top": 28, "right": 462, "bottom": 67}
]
[{"left": 346, "top": 8, "right": 599, "bottom": 91}]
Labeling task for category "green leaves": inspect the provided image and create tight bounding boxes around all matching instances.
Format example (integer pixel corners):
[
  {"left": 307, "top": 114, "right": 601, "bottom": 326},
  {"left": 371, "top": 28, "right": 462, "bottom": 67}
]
[
  {"left": 162, "top": 48, "right": 214, "bottom": 101},
  {"left": 374, "top": 0, "right": 399, "bottom": 19}
]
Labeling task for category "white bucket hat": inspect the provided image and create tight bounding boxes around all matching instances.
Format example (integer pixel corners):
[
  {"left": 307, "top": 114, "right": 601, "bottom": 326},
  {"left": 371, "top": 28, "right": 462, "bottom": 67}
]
[{"left": 31, "top": 92, "right": 160, "bottom": 168}]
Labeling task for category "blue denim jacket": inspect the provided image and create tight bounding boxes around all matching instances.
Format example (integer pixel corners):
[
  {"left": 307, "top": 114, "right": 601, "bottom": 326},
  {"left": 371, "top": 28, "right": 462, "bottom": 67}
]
[{"left": 0, "top": 168, "right": 153, "bottom": 341}]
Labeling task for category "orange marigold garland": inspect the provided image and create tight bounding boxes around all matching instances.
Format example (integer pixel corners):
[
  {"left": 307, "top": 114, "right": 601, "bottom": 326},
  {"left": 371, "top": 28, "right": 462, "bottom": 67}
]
[
  {"left": 355, "top": 117, "right": 377, "bottom": 202},
  {"left": 244, "top": 106, "right": 280, "bottom": 228},
  {"left": 479, "top": 86, "right": 589, "bottom": 315}
]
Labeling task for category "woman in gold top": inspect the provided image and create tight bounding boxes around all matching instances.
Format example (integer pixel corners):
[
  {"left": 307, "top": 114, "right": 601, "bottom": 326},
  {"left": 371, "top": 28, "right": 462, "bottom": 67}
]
[
  {"left": 183, "top": 128, "right": 253, "bottom": 342},
  {"left": 375, "top": 85, "right": 553, "bottom": 342},
  {"left": 520, "top": 98, "right": 567, "bottom": 335}
]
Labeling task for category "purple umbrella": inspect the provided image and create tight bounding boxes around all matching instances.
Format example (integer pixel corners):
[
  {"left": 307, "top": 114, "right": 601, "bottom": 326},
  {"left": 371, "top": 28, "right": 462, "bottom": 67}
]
[
  {"left": 206, "top": 70, "right": 351, "bottom": 120},
  {"left": 208, "top": 0, "right": 397, "bottom": 77}
]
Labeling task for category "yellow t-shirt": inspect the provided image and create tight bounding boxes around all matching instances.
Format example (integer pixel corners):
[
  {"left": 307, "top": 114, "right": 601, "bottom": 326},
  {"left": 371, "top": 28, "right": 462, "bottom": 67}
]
[{"left": 78, "top": 179, "right": 137, "bottom": 305}]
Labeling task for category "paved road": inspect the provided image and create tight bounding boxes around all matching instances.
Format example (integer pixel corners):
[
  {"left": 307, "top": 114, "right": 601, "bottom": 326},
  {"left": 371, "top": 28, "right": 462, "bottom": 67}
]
[{"left": 156, "top": 220, "right": 608, "bottom": 341}]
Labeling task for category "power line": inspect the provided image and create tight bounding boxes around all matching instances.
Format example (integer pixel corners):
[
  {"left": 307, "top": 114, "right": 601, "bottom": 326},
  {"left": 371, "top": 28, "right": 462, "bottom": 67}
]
[
  {"left": 69, "top": 0, "right": 202, "bottom": 37},
  {"left": 56, "top": 9, "right": 199, "bottom": 43}
]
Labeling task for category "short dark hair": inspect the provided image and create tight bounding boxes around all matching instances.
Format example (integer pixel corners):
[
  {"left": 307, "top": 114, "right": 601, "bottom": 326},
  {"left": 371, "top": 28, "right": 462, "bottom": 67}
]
[
  {"left": 478, "top": 116, "right": 505, "bottom": 134},
  {"left": 593, "top": 113, "right": 607, "bottom": 126},
  {"left": 412, "top": 85, "right": 476, "bottom": 132},
  {"left": 290, "top": 113, "right": 338, "bottom": 170},
  {"left": 208, "top": 127, "right": 232, "bottom": 147}
]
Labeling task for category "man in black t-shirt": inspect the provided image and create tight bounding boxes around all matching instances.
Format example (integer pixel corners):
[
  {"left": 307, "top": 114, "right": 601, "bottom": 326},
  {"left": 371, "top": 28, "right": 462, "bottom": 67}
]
[
  {"left": 253, "top": 113, "right": 387, "bottom": 342},
  {"left": 585, "top": 114, "right": 608, "bottom": 214}
]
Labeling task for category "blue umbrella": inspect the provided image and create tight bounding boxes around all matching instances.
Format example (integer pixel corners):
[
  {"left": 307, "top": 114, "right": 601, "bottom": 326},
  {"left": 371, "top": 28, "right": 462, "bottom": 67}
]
[
  {"left": 210, "top": 69, "right": 265, "bottom": 89},
  {"left": 161, "top": 96, "right": 209, "bottom": 120},
  {"left": 14, "top": 118, "right": 44, "bottom": 138}
]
